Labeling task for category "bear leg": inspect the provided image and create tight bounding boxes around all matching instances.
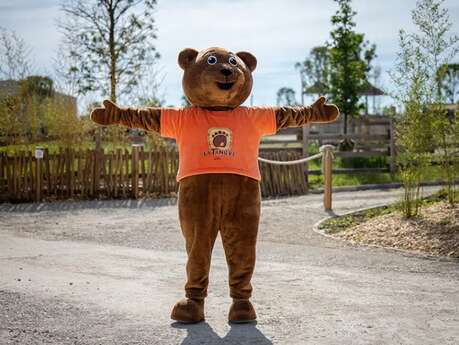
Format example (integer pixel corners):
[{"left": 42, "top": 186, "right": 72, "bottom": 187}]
[
  {"left": 173, "top": 175, "right": 221, "bottom": 323},
  {"left": 220, "top": 175, "right": 260, "bottom": 322}
]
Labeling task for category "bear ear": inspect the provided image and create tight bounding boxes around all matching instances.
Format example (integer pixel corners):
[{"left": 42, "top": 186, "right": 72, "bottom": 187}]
[
  {"left": 236, "top": 51, "right": 257, "bottom": 72},
  {"left": 178, "top": 48, "right": 199, "bottom": 70}
]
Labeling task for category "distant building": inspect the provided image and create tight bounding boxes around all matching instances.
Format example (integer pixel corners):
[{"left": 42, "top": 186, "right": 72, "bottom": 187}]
[
  {"left": 0, "top": 79, "right": 77, "bottom": 114},
  {"left": 0, "top": 78, "right": 77, "bottom": 140}
]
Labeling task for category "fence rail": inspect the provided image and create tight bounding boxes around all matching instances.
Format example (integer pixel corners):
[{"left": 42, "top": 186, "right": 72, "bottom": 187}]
[
  {"left": 0, "top": 148, "right": 308, "bottom": 202},
  {"left": 261, "top": 118, "right": 395, "bottom": 181}
]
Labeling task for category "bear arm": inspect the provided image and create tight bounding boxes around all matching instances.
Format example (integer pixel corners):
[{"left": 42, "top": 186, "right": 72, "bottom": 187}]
[
  {"left": 274, "top": 106, "right": 313, "bottom": 130},
  {"left": 117, "top": 107, "right": 161, "bottom": 133},
  {"left": 274, "top": 105, "right": 337, "bottom": 130}
]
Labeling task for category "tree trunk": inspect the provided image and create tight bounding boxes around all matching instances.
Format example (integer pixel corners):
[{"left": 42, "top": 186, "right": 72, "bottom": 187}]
[{"left": 108, "top": 2, "right": 117, "bottom": 103}]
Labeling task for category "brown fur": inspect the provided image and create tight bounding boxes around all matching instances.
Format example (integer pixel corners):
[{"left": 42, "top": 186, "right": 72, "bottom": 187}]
[
  {"left": 275, "top": 96, "right": 339, "bottom": 129},
  {"left": 90, "top": 47, "right": 340, "bottom": 324},
  {"left": 178, "top": 174, "right": 260, "bottom": 300},
  {"left": 179, "top": 47, "right": 256, "bottom": 109},
  {"left": 228, "top": 299, "right": 257, "bottom": 323}
]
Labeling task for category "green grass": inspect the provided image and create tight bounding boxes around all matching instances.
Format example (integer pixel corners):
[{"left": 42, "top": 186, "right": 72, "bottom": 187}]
[
  {"left": 0, "top": 141, "right": 94, "bottom": 154},
  {"left": 306, "top": 152, "right": 447, "bottom": 190},
  {"left": 319, "top": 204, "right": 397, "bottom": 234}
]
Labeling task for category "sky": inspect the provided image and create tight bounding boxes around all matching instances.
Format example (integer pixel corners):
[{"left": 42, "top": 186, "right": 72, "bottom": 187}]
[{"left": 0, "top": 0, "right": 458, "bottom": 109}]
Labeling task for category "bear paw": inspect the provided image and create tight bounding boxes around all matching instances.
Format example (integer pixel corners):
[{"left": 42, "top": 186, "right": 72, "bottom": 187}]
[
  {"left": 228, "top": 299, "right": 257, "bottom": 324},
  {"left": 171, "top": 298, "right": 205, "bottom": 324},
  {"left": 212, "top": 130, "right": 229, "bottom": 148}
]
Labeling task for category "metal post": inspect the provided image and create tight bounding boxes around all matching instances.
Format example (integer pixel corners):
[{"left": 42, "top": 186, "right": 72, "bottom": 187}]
[{"left": 320, "top": 145, "right": 334, "bottom": 211}]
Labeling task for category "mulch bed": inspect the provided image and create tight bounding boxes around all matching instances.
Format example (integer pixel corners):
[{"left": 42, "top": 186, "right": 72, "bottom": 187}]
[{"left": 325, "top": 201, "right": 459, "bottom": 258}]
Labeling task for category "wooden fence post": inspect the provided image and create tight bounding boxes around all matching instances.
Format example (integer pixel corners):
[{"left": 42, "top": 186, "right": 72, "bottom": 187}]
[
  {"left": 132, "top": 144, "right": 140, "bottom": 199},
  {"left": 35, "top": 147, "right": 44, "bottom": 202},
  {"left": 389, "top": 118, "right": 396, "bottom": 173},
  {"left": 93, "top": 149, "right": 101, "bottom": 197},
  {"left": 320, "top": 145, "right": 334, "bottom": 211},
  {"left": 302, "top": 124, "right": 310, "bottom": 190}
]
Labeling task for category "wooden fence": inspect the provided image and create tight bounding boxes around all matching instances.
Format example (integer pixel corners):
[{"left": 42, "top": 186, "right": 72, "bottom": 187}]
[
  {"left": 0, "top": 148, "right": 307, "bottom": 202},
  {"left": 261, "top": 116, "right": 395, "bottom": 178}
]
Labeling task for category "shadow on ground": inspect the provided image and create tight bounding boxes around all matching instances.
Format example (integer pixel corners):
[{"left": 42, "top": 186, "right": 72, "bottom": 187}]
[
  {"left": 172, "top": 321, "right": 273, "bottom": 345},
  {"left": 0, "top": 197, "right": 178, "bottom": 212}
]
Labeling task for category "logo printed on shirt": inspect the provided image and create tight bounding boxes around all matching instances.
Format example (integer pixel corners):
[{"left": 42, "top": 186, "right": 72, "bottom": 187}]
[
  {"left": 204, "top": 128, "right": 235, "bottom": 159},
  {"left": 208, "top": 128, "right": 232, "bottom": 150}
]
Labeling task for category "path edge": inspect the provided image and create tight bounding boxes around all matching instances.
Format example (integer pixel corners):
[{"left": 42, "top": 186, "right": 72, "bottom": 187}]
[{"left": 312, "top": 204, "right": 459, "bottom": 263}]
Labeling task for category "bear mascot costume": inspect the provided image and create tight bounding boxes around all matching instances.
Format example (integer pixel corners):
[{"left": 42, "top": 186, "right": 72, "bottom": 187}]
[{"left": 91, "top": 47, "right": 339, "bottom": 324}]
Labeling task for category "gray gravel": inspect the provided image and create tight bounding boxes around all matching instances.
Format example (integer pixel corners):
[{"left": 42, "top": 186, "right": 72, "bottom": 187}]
[{"left": 0, "top": 186, "right": 458, "bottom": 345}]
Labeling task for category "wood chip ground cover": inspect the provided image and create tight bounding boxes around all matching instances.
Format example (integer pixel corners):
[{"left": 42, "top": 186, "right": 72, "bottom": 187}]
[{"left": 320, "top": 196, "right": 459, "bottom": 258}]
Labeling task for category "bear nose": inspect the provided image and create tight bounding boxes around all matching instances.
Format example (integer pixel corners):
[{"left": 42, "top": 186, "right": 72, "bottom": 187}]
[{"left": 220, "top": 68, "right": 232, "bottom": 76}]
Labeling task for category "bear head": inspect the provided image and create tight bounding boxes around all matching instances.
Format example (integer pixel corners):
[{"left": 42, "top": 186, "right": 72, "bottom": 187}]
[{"left": 178, "top": 47, "right": 257, "bottom": 109}]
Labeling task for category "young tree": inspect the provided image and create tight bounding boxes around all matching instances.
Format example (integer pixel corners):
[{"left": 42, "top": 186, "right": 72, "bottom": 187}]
[
  {"left": 20, "top": 76, "right": 55, "bottom": 143},
  {"left": 0, "top": 96, "right": 24, "bottom": 144},
  {"left": 416, "top": 0, "right": 459, "bottom": 204},
  {"left": 59, "top": 0, "right": 160, "bottom": 103},
  {"left": 43, "top": 96, "right": 86, "bottom": 147},
  {"left": 0, "top": 27, "right": 33, "bottom": 80},
  {"left": 391, "top": 0, "right": 458, "bottom": 213},
  {"left": 295, "top": 46, "right": 330, "bottom": 97},
  {"left": 328, "top": 0, "right": 376, "bottom": 147},
  {"left": 276, "top": 87, "right": 298, "bottom": 106}
]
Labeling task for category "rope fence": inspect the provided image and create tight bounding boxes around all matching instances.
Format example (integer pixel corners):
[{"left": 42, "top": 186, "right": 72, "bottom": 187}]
[{"left": 258, "top": 145, "right": 335, "bottom": 210}]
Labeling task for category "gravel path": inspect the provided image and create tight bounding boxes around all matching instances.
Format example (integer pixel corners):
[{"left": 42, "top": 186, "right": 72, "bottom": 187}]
[{"left": 0, "top": 186, "right": 458, "bottom": 345}]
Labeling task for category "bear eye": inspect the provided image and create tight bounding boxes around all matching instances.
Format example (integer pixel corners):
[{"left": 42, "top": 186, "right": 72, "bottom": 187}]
[
  {"left": 228, "top": 56, "right": 237, "bottom": 66},
  {"left": 207, "top": 55, "right": 217, "bottom": 65}
]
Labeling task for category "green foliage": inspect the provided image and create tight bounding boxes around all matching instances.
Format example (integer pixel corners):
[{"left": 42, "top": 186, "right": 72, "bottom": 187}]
[
  {"left": 276, "top": 87, "right": 298, "bottom": 106},
  {"left": 296, "top": 46, "right": 331, "bottom": 97},
  {"left": 328, "top": 0, "right": 376, "bottom": 135},
  {"left": 0, "top": 96, "right": 24, "bottom": 143},
  {"left": 437, "top": 63, "right": 459, "bottom": 103},
  {"left": 340, "top": 156, "right": 387, "bottom": 169},
  {"left": 0, "top": 75, "right": 90, "bottom": 147},
  {"left": 137, "top": 95, "right": 163, "bottom": 107},
  {"left": 390, "top": 0, "right": 458, "bottom": 213},
  {"left": 320, "top": 204, "right": 397, "bottom": 234},
  {"left": 431, "top": 103, "right": 459, "bottom": 204},
  {"left": 19, "top": 76, "right": 54, "bottom": 98}
]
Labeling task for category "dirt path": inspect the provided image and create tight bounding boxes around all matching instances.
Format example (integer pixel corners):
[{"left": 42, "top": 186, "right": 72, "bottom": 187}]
[{"left": 1, "top": 187, "right": 458, "bottom": 345}]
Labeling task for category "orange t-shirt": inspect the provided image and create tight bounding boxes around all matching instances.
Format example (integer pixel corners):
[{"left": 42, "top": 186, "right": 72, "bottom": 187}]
[{"left": 160, "top": 106, "right": 277, "bottom": 181}]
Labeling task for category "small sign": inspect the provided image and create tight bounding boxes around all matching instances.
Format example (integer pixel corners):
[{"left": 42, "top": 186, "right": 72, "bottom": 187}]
[{"left": 35, "top": 148, "right": 44, "bottom": 159}]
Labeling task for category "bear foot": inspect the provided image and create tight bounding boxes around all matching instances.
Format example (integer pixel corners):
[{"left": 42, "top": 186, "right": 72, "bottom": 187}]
[
  {"left": 228, "top": 299, "right": 257, "bottom": 324},
  {"left": 171, "top": 298, "right": 205, "bottom": 324}
]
